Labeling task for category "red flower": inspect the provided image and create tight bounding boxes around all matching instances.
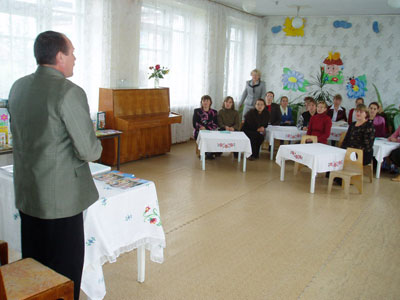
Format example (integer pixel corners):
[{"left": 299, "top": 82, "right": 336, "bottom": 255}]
[
  {"left": 332, "top": 77, "right": 338, "bottom": 82},
  {"left": 150, "top": 218, "right": 157, "bottom": 224},
  {"left": 350, "top": 79, "right": 356, "bottom": 85},
  {"left": 155, "top": 64, "right": 160, "bottom": 70},
  {"left": 145, "top": 206, "right": 150, "bottom": 213}
]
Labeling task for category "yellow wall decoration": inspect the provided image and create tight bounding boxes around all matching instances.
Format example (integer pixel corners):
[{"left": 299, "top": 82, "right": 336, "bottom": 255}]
[{"left": 282, "top": 17, "right": 306, "bottom": 37}]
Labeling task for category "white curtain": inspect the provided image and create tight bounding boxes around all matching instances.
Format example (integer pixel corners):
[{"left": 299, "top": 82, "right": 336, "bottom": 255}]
[
  {"left": 1, "top": 0, "right": 260, "bottom": 143},
  {"left": 137, "top": 0, "right": 260, "bottom": 143},
  {"left": 0, "top": 0, "right": 111, "bottom": 113}
]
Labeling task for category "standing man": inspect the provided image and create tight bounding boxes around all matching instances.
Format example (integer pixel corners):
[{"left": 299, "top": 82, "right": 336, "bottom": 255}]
[{"left": 8, "top": 31, "right": 102, "bottom": 300}]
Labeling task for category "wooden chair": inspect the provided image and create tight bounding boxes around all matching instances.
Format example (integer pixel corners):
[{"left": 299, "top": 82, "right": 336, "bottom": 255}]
[
  {"left": 328, "top": 147, "right": 363, "bottom": 196},
  {"left": 0, "top": 241, "right": 74, "bottom": 300},
  {"left": 338, "top": 131, "right": 346, "bottom": 148},
  {"left": 364, "top": 161, "right": 373, "bottom": 183},
  {"left": 294, "top": 135, "right": 318, "bottom": 175}
]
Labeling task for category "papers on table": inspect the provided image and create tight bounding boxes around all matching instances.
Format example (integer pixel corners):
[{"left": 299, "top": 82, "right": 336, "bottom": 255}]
[{"left": 93, "top": 170, "right": 148, "bottom": 190}]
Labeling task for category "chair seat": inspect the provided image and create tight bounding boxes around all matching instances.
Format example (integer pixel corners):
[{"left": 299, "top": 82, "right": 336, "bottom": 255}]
[
  {"left": 331, "top": 169, "right": 362, "bottom": 177},
  {"left": 1, "top": 258, "right": 73, "bottom": 300}
]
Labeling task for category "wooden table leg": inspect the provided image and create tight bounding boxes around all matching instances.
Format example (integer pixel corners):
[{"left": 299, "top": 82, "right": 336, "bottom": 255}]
[{"left": 280, "top": 158, "right": 285, "bottom": 181}]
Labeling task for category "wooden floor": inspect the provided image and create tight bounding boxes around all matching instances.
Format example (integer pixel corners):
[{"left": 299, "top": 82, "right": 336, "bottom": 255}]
[{"left": 90, "top": 141, "right": 399, "bottom": 299}]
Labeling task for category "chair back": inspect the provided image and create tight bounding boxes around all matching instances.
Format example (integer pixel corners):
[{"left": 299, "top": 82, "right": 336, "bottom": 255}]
[
  {"left": 338, "top": 132, "right": 346, "bottom": 148},
  {"left": 344, "top": 147, "right": 363, "bottom": 172},
  {"left": 300, "top": 135, "right": 318, "bottom": 144}
]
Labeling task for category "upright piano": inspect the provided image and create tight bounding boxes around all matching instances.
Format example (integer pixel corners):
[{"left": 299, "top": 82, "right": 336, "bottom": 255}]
[{"left": 98, "top": 87, "right": 182, "bottom": 165}]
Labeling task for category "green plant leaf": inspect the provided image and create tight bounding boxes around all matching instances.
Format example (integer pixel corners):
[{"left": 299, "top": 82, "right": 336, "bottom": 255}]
[
  {"left": 283, "top": 86, "right": 289, "bottom": 91},
  {"left": 283, "top": 68, "right": 290, "bottom": 73}
]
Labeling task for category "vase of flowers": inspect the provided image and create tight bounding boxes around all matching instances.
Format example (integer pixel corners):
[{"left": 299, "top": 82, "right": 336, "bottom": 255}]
[{"left": 148, "top": 64, "right": 169, "bottom": 88}]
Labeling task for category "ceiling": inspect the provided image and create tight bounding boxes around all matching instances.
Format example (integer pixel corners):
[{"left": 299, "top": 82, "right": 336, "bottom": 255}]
[{"left": 212, "top": 0, "right": 400, "bottom": 17}]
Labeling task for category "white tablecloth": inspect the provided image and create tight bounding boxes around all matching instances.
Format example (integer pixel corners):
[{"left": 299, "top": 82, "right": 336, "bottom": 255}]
[
  {"left": 373, "top": 138, "right": 400, "bottom": 178},
  {"left": 265, "top": 126, "right": 305, "bottom": 144},
  {"left": 275, "top": 143, "right": 346, "bottom": 193},
  {"left": 329, "top": 125, "right": 348, "bottom": 141},
  {"left": 373, "top": 138, "right": 400, "bottom": 163},
  {"left": 0, "top": 170, "right": 165, "bottom": 300},
  {"left": 276, "top": 143, "right": 346, "bottom": 173},
  {"left": 196, "top": 130, "right": 252, "bottom": 157}
]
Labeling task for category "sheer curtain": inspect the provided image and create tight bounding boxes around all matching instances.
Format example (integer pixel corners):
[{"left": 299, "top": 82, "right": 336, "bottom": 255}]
[
  {"left": 0, "top": 0, "right": 111, "bottom": 113},
  {"left": 137, "top": 0, "right": 260, "bottom": 143},
  {"left": 1, "top": 0, "right": 260, "bottom": 143}
]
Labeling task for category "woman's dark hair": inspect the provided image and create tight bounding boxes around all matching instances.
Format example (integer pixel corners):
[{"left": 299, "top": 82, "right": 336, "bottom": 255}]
[
  {"left": 256, "top": 98, "right": 266, "bottom": 106},
  {"left": 308, "top": 98, "right": 316, "bottom": 105},
  {"left": 280, "top": 96, "right": 288, "bottom": 103},
  {"left": 34, "top": 31, "right": 69, "bottom": 65},
  {"left": 265, "top": 91, "right": 274, "bottom": 97},
  {"left": 317, "top": 100, "right": 328, "bottom": 108},
  {"left": 222, "top": 96, "right": 235, "bottom": 110},
  {"left": 369, "top": 101, "right": 380, "bottom": 109},
  {"left": 304, "top": 96, "right": 314, "bottom": 102},
  {"left": 200, "top": 95, "right": 212, "bottom": 109}
]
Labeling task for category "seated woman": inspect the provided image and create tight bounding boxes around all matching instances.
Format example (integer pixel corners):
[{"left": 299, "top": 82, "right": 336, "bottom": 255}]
[
  {"left": 327, "top": 94, "right": 347, "bottom": 122},
  {"left": 388, "top": 126, "right": 400, "bottom": 182},
  {"left": 348, "top": 97, "right": 364, "bottom": 125},
  {"left": 342, "top": 104, "right": 375, "bottom": 165},
  {"left": 218, "top": 96, "right": 240, "bottom": 131},
  {"left": 368, "top": 102, "right": 386, "bottom": 137},
  {"left": 193, "top": 95, "right": 218, "bottom": 159},
  {"left": 297, "top": 98, "right": 316, "bottom": 131},
  {"left": 307, "top": 101, "right": 332, "bottom": 144},
  {"left": 242, "top": 98, "right": 270, "bottom": 160},
  {"left": 279, "top": 96, "right": 294, "bottom": 126},
  {"left": 264, "top": 91, "right": 281, "bottom": 125}
]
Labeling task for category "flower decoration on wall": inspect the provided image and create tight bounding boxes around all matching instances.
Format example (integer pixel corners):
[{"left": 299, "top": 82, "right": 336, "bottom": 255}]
[
  {"left": 271, "top": 25, "right": 282, "bottom": 34},
  {"left": 322, "top": 52, "right": 344, "bottom": 84},
  {"left": 333, "top": 20, "right": 352, "bottom": 29},
  {"left": 346, "top": 75, "right": 367, "bottom": 99},
  {"left": 282, "top": 68, "right": 309, "bottom": 92},
  {"left": 282, "top": 17, "right": 305, "bottom": 37}
]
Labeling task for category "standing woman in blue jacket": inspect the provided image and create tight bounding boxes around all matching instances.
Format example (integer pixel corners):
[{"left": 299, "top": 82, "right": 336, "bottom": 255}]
[{"left": 239, "top": 69, "right": 266, "bottom": 119}]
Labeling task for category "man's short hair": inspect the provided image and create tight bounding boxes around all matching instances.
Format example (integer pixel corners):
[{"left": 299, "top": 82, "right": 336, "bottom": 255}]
[{"left": 34, "top": 31, "right": 69, "bottom": 65}]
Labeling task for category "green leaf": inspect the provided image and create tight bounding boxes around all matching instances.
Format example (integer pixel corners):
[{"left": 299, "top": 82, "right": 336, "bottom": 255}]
[
  {"left": 283, "top": 68, "right": 290, "bottom": 74},
  {"left": 298, "top": 87, "right": 306, "bottom": 92},
  {"left": 283, "top": 86, "right": 289, "bottom": 90}
]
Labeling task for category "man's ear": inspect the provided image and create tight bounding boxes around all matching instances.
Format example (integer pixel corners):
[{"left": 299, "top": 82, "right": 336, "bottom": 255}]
[{"left": 55, "top": 51, "right": 64, "bottom": 66}]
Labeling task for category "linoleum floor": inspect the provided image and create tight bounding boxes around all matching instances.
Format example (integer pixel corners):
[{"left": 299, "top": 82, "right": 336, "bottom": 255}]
[{"left": 87, "top": 141, "right": 400, "bottom": 300}]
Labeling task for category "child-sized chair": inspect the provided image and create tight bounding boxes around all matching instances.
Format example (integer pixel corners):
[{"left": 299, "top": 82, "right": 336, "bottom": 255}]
[{"left": 327, "top": 147, "right": 363, "bottom": 196}]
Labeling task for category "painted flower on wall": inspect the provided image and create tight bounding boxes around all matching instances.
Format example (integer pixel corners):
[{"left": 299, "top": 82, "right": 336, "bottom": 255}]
[
  {"left": 282, "top": 68, "right": 309, "bottom": 92},
  {"left": 346, "top": 75, "right": 367, "bottom": 99}
]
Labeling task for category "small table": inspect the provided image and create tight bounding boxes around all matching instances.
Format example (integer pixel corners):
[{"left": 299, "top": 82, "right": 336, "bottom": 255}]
[
  {"left": 0, "top": 168, "right": 165, "bottom": 300},
  {"left": 196, "top": 131, "right": 252, "bottom": 172},
  {"left": 373, "top": 138, "right": 400, "bottom": 179},
  {"left": 329, "top": 125, "right": 348, "bottom": 141},
  {"left": 96, "top": 130, "right": 122, "bottom": 170},
  {"left": 276, "top": 143, "right": 346, "bottom": 193},
  {"left": 266, "top": 126, "right": 305, "bottom": 160}
]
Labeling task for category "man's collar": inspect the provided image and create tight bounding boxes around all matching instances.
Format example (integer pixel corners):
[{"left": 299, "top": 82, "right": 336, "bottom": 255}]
[{"left": 35, "top": 65, "right": 65, "bottom": 78}]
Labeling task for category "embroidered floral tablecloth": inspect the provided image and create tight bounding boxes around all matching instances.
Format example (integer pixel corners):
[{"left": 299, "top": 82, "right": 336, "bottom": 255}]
[
  {"left": 265, "top": 126, "right": 305, "bottom": 144},
  {"left": 196, "top": 131, "right": 252, "bottom": 157},
  {"left": 0, "top": 170, "right": 165, "bottom": 300},
  {"left": 275, "top": 143, "right": 346, "bottom": 173},
  {"left": 329, "top": 125, "right": 349, "bottom": 141}
]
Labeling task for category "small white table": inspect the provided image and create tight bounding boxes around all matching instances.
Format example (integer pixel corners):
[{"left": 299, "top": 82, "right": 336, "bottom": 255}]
[
  {"left": 373, "top": 138, "right": 400, "bottom": 179},
  {"left": 266, "top": 126, "right": 305, "bottom": 160},
  {"left": 0, "top": 168, "right": 165, "bottom": 300},
  {"left": 275, "top": 143, "right": 346, "bottom": 193},
  {"left": 196, "top": 131, "right": 252, "bottom": 172},
  {"left": 329, "top": 125, "right": 349, "bottom": 141}
]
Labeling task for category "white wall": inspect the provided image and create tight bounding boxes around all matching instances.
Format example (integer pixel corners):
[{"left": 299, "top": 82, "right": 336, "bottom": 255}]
[{"left": 259, "top": 15, "right": 400, "bottom": 111}]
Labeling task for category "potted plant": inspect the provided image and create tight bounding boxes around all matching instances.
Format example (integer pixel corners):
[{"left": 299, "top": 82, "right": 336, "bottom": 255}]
[{"left": 307, "top": 66, "right": 334, "bottom": 105}]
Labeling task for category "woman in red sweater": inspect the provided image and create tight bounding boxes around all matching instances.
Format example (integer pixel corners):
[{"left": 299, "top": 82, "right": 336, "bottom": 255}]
[{"left": 307, "top": 101, "right": 332, "bottom": 144}]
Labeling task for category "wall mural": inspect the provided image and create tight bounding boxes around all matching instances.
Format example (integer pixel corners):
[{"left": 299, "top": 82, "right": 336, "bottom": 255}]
[
  {"left": 282, "top": 17, "right": 305, "bottom": 37},
  {"left": 333, "top": 20, "right": 352, "bottom": 29},
  {"left": 346, "top": 75, "right": 368, "bottom": 99},
  {"left": 282, "top": 68, "right": 309, "bottom": 92},
  {"left": 322, "top": 52, "right": 344, "bottom": 84}
]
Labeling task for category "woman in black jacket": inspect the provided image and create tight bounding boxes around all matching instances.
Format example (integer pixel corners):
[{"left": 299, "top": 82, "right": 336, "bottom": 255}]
[{"left": 242, "top": 98, "right": 270, "bottom": 160}]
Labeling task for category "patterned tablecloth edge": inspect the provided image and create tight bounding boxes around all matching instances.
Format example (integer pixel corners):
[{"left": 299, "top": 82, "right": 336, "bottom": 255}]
[{"left": 92, "top": 236, "right": 166, "bottom": 267}]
